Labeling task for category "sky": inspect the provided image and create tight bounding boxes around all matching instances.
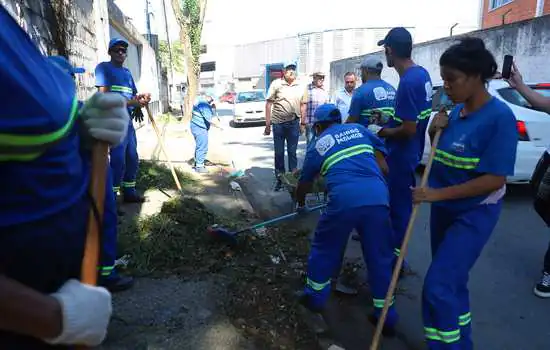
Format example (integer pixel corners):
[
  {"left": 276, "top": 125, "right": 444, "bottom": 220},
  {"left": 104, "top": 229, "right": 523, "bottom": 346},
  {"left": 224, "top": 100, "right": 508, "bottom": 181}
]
[{"left": 116, "top": 0, "right": 482, "bottom": 46}]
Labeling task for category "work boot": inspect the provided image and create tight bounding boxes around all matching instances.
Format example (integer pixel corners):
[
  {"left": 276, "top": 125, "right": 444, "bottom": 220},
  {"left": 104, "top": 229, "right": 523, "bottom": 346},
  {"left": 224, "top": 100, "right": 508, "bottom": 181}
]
[
  {"left": 123, "top": 192, "right": 146, "bottom": 203},
  {"left": 534, "top": 271, "right": 550, "bottom": 298},
  {"left": 99, "top": 273, "right": 135, "bottom": 293},
  {"left": 368, "top": 314, "right": 396, "bottom": 338}
]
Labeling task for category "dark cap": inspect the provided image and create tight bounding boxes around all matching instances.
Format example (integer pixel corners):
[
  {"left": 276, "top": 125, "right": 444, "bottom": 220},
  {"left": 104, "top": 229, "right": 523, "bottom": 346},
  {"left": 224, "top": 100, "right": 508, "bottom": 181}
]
[
  {"left": 108, "top": 38, "right": 129, "bottom": 49},
  {"left": 377, "top": 27, "right": 412, "bottom": 47}
]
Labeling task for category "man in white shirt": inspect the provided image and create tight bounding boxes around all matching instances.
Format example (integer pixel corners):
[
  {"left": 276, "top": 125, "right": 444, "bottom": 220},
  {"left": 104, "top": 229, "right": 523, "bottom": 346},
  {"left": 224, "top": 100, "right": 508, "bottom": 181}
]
[{"left": 331, "top": 72, "right": 357, "bottom": 123}]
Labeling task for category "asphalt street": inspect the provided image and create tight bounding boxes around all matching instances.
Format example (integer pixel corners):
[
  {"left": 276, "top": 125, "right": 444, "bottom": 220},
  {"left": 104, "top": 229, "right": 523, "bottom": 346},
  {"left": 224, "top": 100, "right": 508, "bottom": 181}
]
[{"left": 215, "top": 103, "right": 550, "bottom": 350}]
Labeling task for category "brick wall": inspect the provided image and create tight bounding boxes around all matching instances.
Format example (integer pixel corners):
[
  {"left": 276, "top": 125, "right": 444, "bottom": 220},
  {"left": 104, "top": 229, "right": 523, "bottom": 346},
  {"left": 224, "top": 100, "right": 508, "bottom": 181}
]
[
  {"left": 482, "top": 0, "right": 538, "bottom": 29},
  {"left": 544, "top": 0, "right": 550, "bottom": 14}
]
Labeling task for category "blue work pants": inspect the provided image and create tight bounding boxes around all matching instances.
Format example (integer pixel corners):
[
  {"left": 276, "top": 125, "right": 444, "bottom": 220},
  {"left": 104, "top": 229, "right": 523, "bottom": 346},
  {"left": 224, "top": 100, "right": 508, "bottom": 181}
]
[
  {"left": 423, "top": 203, "right": 501, "bottom": 349},
  {"left": 191, "top": 124, "right": 209, "bottom": 168},
  {"left": 305, "top": 123, "right": 316, "bottom": 146},
  {"left": 99, "top": 165, "right": 118, "bottom": 280},
  {"left": 387, "top": 156, "right": 416, "bottom": 258},
  {"left": 0, "top": 195, "right": 89, "bottom": 349},
  {"left": 273, "top": 119, "right": 299, "bottom": 175},
  {"left": 110, "top": 121, "right": 139, "bottom": 197},
  {"left": 304, "top": 205, "right": 398, "bottom": 326}
]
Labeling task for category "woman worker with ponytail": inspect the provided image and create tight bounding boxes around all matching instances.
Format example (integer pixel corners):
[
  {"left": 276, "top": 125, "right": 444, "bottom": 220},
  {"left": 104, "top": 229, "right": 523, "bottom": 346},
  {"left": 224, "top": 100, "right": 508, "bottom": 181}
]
[{"left": 412, "top": 38, "right": 517, "bottom": 349}]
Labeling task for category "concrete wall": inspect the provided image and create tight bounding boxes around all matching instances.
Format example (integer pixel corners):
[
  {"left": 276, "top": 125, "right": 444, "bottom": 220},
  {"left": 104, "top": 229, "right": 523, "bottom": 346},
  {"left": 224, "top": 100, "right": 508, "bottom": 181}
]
[{"left": 330, "top": 14, "right": 550, "bottom": 94}]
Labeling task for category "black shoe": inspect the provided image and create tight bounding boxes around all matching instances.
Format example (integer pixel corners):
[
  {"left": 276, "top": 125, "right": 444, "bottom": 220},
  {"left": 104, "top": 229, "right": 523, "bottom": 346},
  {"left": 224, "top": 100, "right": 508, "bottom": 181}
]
[
  {"left": 368, "top": 314, "right": 396, "bottom": 338},
  {"left": 351, "top": 233, "right": 360, "bottom": 241},
  {"left": 100, "top": 275, "right": 135, "bottom": 293},
  {"left": 123, "top": 193, "right": 146, "bottom": 203},
  {"left": 534, "top": 272, "right": 550, "bottom": 298}
]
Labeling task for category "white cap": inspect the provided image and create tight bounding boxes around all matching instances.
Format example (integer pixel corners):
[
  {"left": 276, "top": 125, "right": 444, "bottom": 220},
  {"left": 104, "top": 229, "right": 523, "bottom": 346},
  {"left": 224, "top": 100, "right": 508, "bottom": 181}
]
[{"left": 360, "top": 57, "right": 383, "bottom": 72}]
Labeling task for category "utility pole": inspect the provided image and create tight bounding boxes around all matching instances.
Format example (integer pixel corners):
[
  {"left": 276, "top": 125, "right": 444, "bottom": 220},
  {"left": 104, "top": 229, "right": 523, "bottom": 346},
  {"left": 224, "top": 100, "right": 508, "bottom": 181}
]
[
  {"left": 161, "top": 0, "right": 175, "bottom": 104},
  {"left": 145, "top": 0, "right": 152, "bottom": 43}
]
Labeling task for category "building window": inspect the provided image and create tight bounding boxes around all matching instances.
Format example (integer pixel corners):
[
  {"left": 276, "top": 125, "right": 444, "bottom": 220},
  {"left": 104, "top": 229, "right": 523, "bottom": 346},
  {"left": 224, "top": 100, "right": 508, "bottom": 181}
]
[{"left": 489, "top": 0, "right": 513, "bottom": 10}]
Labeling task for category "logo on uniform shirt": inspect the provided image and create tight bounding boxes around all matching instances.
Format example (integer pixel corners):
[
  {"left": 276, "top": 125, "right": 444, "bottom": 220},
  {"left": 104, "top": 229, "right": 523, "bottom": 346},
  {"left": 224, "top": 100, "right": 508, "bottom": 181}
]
[
  {"left": 315, "top": 134, "right": 336, "bottom": 156},
  {"left": 452, "top": 134, "right": 466, "bottom": 153},
  {"left": 334, "top": 128, "right": 364, "bottom": 144},
  {"left": 373, "top": 87, "right": 388, "bottom": 101}
]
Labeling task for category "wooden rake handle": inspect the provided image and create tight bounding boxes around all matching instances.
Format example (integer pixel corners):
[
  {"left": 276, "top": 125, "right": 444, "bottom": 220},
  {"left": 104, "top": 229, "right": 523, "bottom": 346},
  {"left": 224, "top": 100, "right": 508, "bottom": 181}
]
[
  {"left": 77, "top": 142, "right": 109, "bottom": 349},
  {"left": 369, "top": 129, "right": 443, "bottom": 350},
  {"left": 144, "top": 105, "right": 183, "bottom": 193}
]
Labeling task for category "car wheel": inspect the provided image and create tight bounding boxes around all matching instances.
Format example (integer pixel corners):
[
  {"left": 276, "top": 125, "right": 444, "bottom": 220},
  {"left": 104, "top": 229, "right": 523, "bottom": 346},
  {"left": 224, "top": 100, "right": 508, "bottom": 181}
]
[{"left": 230, "top": 120, "right": 239, "bottom": 128}]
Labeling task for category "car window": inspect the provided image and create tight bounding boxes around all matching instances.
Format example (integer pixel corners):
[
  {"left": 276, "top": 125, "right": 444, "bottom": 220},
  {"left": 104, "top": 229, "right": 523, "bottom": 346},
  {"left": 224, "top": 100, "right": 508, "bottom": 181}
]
[
  {"left": 497, "top": 87, "right": 550, "bottom": 112},
  {"left": 236, "top": 91, "right": 266, "bottom": 103},
  {"left": 431, "top": 87, "right": 456, "bottom": 111}
]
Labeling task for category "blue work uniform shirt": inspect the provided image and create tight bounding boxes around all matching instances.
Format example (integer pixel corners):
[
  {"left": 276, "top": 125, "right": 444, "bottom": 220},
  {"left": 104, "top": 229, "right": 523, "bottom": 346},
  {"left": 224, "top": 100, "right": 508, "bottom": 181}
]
[
  {"left": 191, "top": 100, "right": 214, "bottom": 130},
  {"left": 387, "top": 65, "right": 433, "bottom": 169},
  {"left": 300, "top": 123, "right": 389, "bottom": 212},
  {"left": 0, "top": 5, "right": 89, "bottom": 227},
  {"left": 348, "top": 79, "right": 396, "bottom": 128},
  {"left": 95, "top": 61, "right": 138, "bottom": 113},
  {"left": 429, "top": 97, "right": 518, "bottom": 213}
]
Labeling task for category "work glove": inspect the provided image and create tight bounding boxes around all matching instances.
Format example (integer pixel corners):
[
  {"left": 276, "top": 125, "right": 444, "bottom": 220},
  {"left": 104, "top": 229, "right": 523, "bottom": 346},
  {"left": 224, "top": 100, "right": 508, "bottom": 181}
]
[
  {"left": 367, "top": 124, "right": 383, "bottom": 136},
  {"left": 43, "top": 279, "right": 112, "bottom": 347},
  {"left": 131, "top": 107, "right": 145, "bottom": 123},
  {"left": 80, "top": 92, "right": 130, "bottom": 147}
]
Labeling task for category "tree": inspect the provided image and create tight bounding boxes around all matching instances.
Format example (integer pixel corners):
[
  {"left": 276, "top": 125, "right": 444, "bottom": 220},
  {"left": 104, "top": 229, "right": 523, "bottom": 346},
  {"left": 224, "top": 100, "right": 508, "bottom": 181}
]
[
  {"left": 159, "top": 40, "right": 185, "bottom": 73},
  {"left": 171, "top": 0, "right": 208, "bottom": 123}
]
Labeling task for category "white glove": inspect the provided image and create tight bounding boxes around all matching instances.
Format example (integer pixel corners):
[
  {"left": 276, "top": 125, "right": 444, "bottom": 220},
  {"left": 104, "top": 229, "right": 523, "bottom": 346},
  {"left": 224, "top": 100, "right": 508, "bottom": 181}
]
[
  {"left": 43, "top": 279, "right": 112, "bottom": 347},
  {"left": 80, "top": 92, "right": 130, "bottom": 146},
  {"left": 367, "top": 124, "right": 383, "bottom": 135}
]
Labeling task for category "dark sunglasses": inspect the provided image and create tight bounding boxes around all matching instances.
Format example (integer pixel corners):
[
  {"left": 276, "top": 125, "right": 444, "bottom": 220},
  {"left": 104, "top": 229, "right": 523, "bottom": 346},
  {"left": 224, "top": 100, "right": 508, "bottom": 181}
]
[{"left": 111, "top": 47, "right": 127, "bottom": 54}]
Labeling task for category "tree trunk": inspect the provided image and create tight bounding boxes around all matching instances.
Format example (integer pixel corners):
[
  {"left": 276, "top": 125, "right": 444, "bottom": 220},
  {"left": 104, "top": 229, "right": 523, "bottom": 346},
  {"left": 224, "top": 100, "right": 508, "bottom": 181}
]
[{"left": 171, "top": 0, "right": 208, "bottom": 125}]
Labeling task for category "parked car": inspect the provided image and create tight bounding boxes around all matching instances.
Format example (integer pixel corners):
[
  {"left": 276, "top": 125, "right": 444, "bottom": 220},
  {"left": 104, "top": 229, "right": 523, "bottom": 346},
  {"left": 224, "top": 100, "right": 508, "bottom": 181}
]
[
  {"left": 232, "top": 90, "right": 267, "bottom": 126},
  {"left": 219, "top": 91, "right": 236, "bottom": 104},
  {"left": 421, "top": 79, "right": 550, "bottom": 184}
]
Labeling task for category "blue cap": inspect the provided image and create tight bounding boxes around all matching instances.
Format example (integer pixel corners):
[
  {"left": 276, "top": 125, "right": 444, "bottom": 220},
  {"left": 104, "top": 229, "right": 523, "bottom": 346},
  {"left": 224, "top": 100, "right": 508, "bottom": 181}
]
[
  {"left": 283, "top": 60, "right": 297, "bottom": 69},
  {"left": 377, "top": 27, "right": 412, "bottom": 47},
  {"left": 47, "top": 56, "right": 85, "bottom": 76},
  {"left": 108, "top": 38, "right": 129, "bottom": 49},
  {"left": 313, "top": 103, "right": 342, "bottom": 123}
]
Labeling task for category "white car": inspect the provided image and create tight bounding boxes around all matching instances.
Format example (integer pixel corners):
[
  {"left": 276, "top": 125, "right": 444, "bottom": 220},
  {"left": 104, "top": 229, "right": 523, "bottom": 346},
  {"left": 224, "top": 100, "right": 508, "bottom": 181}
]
[
  {"left": 421, "top": 79, "right": 550, "bottom": 184},
  {"left": 232, "top": 90, "right": 266, "bottom": 126}
]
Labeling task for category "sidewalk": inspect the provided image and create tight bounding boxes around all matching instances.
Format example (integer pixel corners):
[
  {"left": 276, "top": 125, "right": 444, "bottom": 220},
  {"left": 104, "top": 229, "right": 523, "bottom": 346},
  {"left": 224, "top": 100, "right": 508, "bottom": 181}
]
[{"left": 98, "top": 118, "right": 321, "bottom": 349}]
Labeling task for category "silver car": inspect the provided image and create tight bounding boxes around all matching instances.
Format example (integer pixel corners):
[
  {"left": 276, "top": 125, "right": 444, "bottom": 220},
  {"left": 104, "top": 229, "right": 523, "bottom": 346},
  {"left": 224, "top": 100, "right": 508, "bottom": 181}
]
[{"left": 232, "top": 90, "right": 266, "bottom": 126}]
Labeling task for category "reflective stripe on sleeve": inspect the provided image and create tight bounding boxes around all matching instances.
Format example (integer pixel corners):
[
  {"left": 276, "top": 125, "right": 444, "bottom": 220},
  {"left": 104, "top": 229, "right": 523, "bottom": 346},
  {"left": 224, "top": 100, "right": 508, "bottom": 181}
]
[{"left": 0, "top": 96, "right": 79, "bottom": 161}]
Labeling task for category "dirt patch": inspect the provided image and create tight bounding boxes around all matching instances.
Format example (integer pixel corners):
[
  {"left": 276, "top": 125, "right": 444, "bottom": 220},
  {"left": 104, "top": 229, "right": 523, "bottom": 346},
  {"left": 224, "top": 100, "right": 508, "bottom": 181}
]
[{"left": 113, "top": 161, "right": 320, "bottom": 349}]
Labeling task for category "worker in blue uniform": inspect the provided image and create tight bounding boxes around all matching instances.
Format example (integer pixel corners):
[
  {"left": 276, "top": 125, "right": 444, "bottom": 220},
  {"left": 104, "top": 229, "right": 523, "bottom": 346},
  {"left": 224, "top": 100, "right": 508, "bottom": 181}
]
[
  {"left": 295, "top": 103, "right": 398, "bottom": 336},
  {"left": 372, "top": 27, "right": 433, "bottom": 265},
  {"left": 0, "top": 5, "right": 129, "bottom": 348},
  {"left": 347, "top": 56, "right": 396, "bottom": 129},
  {"left": 49, "top": 56, "right": 134, "bottom": 293},
  {"left": 191, "top": 93, "right": 224, "bottom": 173},
  {"left": 412, "top": 38, "right": 517, "bottom": 349},
  {"left": 95, "top": 38, "right": 151, "bottom": 204}
]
